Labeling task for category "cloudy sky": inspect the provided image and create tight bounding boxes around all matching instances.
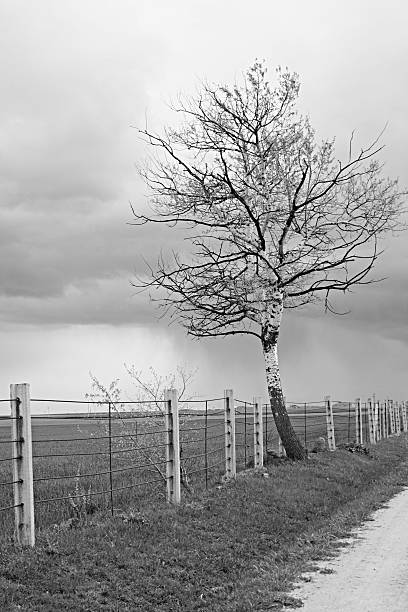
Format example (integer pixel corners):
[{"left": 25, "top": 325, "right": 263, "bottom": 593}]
[{"left": 1, "top": 0, "right": 407, "bottom": 410}]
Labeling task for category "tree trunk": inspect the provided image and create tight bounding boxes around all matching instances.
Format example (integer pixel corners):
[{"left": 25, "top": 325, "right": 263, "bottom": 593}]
[{"left": 261, "top": 290, "right": 307, "bottom": 460}]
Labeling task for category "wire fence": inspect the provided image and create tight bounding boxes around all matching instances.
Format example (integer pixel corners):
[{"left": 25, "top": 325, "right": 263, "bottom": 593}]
[{"left": 1, "top": 388, "right": 407, "bottom": 546}]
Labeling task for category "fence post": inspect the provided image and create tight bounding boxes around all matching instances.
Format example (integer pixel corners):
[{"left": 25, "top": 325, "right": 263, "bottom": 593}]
[
  {"left": 164, "top": 388, "right": 181, "bottom": 504},
  {"left": 372, "top": 394, "right": 377, "bottom": 441},
  {"left": 10, "top": 383, "right": 35, "bottom": 547},
  {"left": 389, "top": 400, "right": 395, "bottom": 435},
  {"left": 372, "top": 395, "right": 378, "bottom": 442},
  {"left": 403, "top": 401, "right": 408, "bottom": 432},
  {"left": 375, "top": 401, "right": 380, "bottom": 441},
  {"left": 253, "top": 396, "right": 263, "bottom": 469},
  {"left": 385, "top": 400, "right": 390, "bottom": 438},
  {"left": 325, "top": 395, "right": 336, "bottom": 451},
  {"left": 355, "top": 398, "right": 361, "bottom": 444},
  {"left": 224, "top": 389, "right": 236, "bottom": 479},
  {"left": 380, "top": 401, "right": 386, "bottom": 440},
  {"left": 405, "top": 401, "right": 408, "bottom": 431},
  {"left": 397, "top": 402, "right": 402, "bottom": 434},
  {"left": 367, "top": 398, "right": 375, "bottom": 444}
]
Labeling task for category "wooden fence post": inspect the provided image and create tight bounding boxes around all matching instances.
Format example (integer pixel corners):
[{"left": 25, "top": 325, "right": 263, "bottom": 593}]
[
  {"left": 10, "top": 383, "right": 35, "bottom": 547},
  {"left": 164, "top": 389, "right": 181, "bottom": 504},
  {"left": 380, "top": 401, "right": 386, "bottom": 440},
  {"left": 355, "top": 398, "right": 361, "bottom": 444},
  {"left": 372, "top": 396, "right": 379, "bottom": 442},
  {"left": 389, "top": 400, "right": 396, "bottom": 435},
  {"left": 392, "top": 400, "right": 397, "bottom": 434},
  {"left": 325, "top": 395, "right": 336, "bottom": 451},
  {"left": 224, "top": 389, "right": 236, "bottom": 479},
  {"left": 403, "top": 401, "right": 408, "bottom": 432},
  {"left": 253, "top": 396, "right": 263, "bottom": 469},
  {"left": 394, "top": 402, "right": 401, "bottom": 436},
  {"left": 367, "top": 398, "right": 375, "bottom": 444}
]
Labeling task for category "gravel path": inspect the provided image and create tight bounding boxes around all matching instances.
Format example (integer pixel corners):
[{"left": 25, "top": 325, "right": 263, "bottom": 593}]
[{"left": 287, "top": 487, "right": 408, "bottom": 611}]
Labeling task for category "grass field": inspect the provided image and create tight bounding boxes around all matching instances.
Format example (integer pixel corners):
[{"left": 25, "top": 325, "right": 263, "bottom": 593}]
[
  {"left": 0, "top": 433, "right": 407, "bottom": 611},
  {"left": 0, "top": 410, "right": 226, "bottom": 537},
  {"left": 0, "top": 400, "right": 358, "bottom": 541}
]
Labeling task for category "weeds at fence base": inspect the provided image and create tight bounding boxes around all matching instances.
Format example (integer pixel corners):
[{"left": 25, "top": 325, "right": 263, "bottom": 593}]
[
  {"left": 68, "top": 472, "right": 98, "bottom": 521},
  {"left": 310, "top": 436, "right": 327, "bottom": 453},
  {"left": 265, "top": 451, "right": 290, "bottom": 465},
  {"left": 116, "top": 509, "right": 150, "bottom": 526},
  {"left": 338, "top": 442, "right": 372, "bottom": 456}
]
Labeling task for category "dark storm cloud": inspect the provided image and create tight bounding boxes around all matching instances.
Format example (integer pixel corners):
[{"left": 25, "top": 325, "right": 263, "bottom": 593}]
[
  {"left": 0, "top": 1, "right": 175, "bottom": 322},
  {"left": 0, "top": 199, "right": 176, "bottom": 300},
  {"left": 1, "top": 0, "right": 407, "bottom": 347},
  {"left": 0, "top": 276, "right": 158, "bottom": 327},
  {"left": 292, "top": 233, "right": 408, "bottom": 344}
]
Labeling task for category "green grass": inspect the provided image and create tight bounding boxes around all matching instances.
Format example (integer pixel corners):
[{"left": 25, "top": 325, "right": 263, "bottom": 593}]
[{"left": 1, "top": 434, "right": 408, "bottom": 611}]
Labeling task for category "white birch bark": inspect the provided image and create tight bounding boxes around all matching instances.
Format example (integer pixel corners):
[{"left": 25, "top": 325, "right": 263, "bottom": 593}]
[{"left": 260, "top": 288, "right": 306, "bottom": 459}]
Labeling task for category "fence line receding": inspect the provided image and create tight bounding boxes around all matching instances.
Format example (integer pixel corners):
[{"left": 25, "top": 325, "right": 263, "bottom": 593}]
[{"left": 1, "top": 383, "right": 407, "bottom": 546}]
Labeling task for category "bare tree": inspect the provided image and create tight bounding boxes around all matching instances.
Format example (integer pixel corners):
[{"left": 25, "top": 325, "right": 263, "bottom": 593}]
[{"left": 134, "top": 61, "right": 405, "bottom": 459}]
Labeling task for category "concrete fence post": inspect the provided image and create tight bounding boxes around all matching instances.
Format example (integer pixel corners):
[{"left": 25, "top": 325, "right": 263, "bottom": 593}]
[
  {"left": 325, "top": 395, "right": 336, "bottom": 451},
  {"left": 224, "top": 389, "right": 236, "bottom": 479},
  {"left": 253, "top": 396, "right": 263, "bottom": 469},
  {"left": 10, "top": 383, "right": 35, "bottom": 547},
  {"left": 164, "top": 388, "right": 181, "bottom": 504}
]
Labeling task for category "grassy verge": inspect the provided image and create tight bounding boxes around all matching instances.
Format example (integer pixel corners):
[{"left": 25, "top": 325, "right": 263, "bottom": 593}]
[{"left": 1, "top": 435, "right": 408, "bottom": 611}]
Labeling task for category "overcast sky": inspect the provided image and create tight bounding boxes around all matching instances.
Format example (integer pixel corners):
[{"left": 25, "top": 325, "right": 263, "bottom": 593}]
[{"left": 1, "top": 0, "right": 407, "bottom": 411}]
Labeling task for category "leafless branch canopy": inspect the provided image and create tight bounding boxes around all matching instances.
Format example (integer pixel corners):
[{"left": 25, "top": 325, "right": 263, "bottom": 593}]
[{"left": 134, "top": 62, "right": 406, "bottom": 339}]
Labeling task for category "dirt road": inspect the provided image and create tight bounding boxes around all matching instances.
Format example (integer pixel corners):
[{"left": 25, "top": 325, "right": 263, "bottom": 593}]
[{"left": 287, "top": 487, "right": 408, "bottom": 611}]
